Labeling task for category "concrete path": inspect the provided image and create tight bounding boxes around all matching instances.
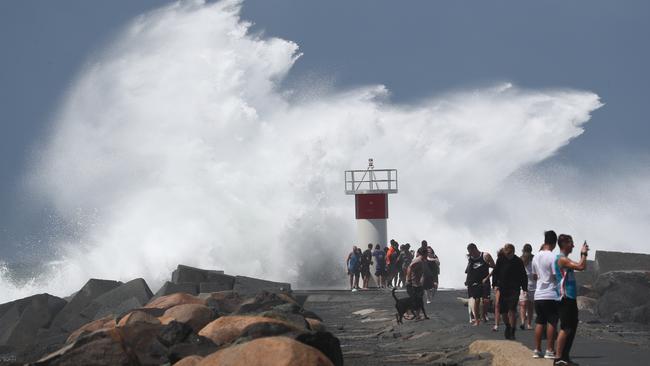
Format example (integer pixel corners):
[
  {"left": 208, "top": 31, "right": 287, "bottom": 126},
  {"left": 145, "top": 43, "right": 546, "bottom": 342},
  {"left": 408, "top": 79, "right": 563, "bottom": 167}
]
[{"left": 297, "top": 288, "right": 650, "bottom": 366}]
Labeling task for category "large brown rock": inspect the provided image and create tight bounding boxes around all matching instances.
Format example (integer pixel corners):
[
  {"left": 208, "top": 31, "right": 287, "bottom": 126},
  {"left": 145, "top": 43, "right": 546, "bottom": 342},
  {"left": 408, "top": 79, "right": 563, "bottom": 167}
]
[
  {"left": 236, "top": 291, "right": 295, "bottom": 314},
  {"left": 175, "top": 355, "right": 204, "bottom": 366},
  {"left": 145, "top": 292, "right": 205, "bottom": 311},
  {"left": 117, "top": 310, "right": 161, "bottom": 327},
  {"left": 469, "top": 340, "right": 546, "bottom": 366},
  {"left": 36, "top": 328, "right": 135, "bottom": 366},
  {"left": 197, "top": 336, "right": 333, "bottom": 366},
  {"left": 198, "top": 316, "right": 298, "bottom": 345},
  {"left": 160, "top": 304, "right": 214, "bottom": 332},
  {"left": 117, "top": 321, "right": 167, "bottom": 365},
  {"left": 203, "top": 291, "right": 243, "bottom": 314},
  {"left": 65, "top": 316, "right": 116, "bottom": 344}
]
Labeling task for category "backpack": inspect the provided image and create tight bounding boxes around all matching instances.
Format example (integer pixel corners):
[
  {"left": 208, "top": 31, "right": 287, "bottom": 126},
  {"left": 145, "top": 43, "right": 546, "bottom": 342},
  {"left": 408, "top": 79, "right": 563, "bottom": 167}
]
[{"left": 422, "top": 260, "right": 434, "bottom": 289}]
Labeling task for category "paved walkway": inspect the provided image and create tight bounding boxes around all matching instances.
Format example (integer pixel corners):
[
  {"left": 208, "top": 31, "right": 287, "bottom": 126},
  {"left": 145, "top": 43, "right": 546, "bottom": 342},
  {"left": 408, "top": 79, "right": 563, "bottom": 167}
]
[{"left": 297, "top": 288, "right": 650, "bottom": 366}]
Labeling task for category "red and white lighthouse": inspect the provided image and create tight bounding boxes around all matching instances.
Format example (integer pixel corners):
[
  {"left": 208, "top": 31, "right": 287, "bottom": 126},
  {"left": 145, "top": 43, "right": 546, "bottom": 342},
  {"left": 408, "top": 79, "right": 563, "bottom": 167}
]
[{"left": 345, "top": 159, "right": 398, "bottom": 248}]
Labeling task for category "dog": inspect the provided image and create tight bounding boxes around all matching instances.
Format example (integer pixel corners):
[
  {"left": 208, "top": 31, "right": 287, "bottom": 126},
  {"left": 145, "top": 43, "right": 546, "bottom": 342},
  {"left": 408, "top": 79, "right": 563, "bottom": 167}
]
[
  {"left": 467, "top": 297, "right": 492, "bottom": 323},
  {"left": 392, "top": 287, "right": 428, "bottom": 324}
]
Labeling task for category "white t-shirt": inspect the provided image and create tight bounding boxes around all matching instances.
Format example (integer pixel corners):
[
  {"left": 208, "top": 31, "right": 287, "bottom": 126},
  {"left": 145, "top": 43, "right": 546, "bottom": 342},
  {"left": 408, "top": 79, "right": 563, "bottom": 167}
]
[
  {"left": 531, "top": 250, "right": 560, "bottom": 301},
  {"left": 525, "top": 260, "right": 537, "bottom": 292}
]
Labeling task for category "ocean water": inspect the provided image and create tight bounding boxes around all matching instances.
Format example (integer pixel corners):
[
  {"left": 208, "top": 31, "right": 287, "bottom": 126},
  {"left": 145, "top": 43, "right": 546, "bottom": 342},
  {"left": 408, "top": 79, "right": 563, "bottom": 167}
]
[{"left": 2, "top": 0, "right": 649, "bottom": 304}]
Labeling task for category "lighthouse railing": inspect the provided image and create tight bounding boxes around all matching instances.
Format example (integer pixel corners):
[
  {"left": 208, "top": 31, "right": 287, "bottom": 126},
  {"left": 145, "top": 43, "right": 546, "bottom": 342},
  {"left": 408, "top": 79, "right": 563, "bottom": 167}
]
[{"left": 344, "top": 169, "right": 398, "bottom": 195}]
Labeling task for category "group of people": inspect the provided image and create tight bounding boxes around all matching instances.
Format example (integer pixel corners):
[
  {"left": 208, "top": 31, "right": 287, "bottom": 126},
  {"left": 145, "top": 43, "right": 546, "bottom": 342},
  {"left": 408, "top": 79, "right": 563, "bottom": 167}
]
[
  {"left": 465, "top": 230, "right": 589, "bottom": 366},
  {"left": 346, "top": 240, "right": 440, "bottom": 304}
]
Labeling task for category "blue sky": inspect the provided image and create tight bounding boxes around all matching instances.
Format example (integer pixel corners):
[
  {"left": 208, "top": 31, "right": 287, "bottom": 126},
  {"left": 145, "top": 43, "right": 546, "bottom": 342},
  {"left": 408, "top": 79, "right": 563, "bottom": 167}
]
[{"left": 1, "top": 0, "right": 649, "bottom": 262}]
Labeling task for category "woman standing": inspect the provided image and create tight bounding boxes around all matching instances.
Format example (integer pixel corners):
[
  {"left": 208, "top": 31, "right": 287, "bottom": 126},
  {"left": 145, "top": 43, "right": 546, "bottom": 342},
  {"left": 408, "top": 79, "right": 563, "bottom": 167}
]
[
  {"left": 424, "top": 246, "right": 440, "bottom": 304},
  {"left": 519, "top": 243, "right": 536, "bottom": 329}
]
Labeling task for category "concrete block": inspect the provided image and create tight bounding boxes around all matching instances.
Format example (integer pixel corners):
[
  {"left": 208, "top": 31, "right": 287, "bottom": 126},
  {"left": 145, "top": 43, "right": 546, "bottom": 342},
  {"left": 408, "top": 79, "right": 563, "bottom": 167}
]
[
  {"left": 171, "top": 265, "right": 224, "bottom": 284},
  {"left": 0, "top": 294, "right": 66, "bottom": 348},
  {"left": 80, "top": 278, "right": 153, "bottom": 321},
  {"left": 233, "top": 276, "right": 291, "bottom": 296},
  {"left": 153, "top": 281, "right": 199, "bottom": 298},
  {"left": 594, "top": 250, "right": 650, "bottom": 276},
  {"left": 51, "top": 279, "right": 122, "bottom": 332},
  {"left": 199, "top": 276, "right": 234, "bottom": 293}
]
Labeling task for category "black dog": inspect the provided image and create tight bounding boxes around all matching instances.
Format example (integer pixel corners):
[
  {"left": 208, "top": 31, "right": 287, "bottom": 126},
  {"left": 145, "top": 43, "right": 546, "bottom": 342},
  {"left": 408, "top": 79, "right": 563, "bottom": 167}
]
[{"left": 392, "top": 287, "right": 428, "bottom": 324}]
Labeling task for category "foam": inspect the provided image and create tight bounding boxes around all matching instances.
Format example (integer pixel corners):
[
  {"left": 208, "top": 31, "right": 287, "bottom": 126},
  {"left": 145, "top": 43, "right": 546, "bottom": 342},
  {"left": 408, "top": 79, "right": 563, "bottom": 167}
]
[{"left": 6, "top": 0, "right": 648, "bottom": 303}]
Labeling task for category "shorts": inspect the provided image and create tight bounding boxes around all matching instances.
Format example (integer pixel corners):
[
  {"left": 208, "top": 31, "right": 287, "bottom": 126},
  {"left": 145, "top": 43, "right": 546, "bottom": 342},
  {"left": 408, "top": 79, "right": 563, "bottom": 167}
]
[
  {"left": 467, "top": 282, "right": 491, "bottom": 299},
  {"left": 375, "top": 267, "right": 386, "bottom": 276},
  {"left": 360, "top": 266, "right": 371, "bottom": 276},
  {"left": 498, "top": 288, "right": 519, "bottom": 312},
  {"left": 558, "top": 297, "right": 579, "bottom": 331},
  {"left": 519, "top": 290, "right": 535, "bottom": 303},
  {"left": 535, "top": 300, "right": 559, "bottom": 325}
]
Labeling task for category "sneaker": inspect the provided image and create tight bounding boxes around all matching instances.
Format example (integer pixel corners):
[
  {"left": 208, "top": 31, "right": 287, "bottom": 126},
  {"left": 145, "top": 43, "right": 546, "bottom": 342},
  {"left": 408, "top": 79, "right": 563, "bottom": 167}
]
[
  {"left": 553, "top": 360, "right": 569, "bottom": 366},
  {"left": 426, "top": 300, "right": 431, "bottom": 304},
  {"left": 532, "top": 350, "right": 543, "bottom": 358},
  {"left": 492, "top": 325, "right": 498, "bottom": 332},
  {"left": 544, "top": 350, "right": 556, "bottom": 359},
  {"left": 351, "top": 288, "right": 358, "bottom": 292}
]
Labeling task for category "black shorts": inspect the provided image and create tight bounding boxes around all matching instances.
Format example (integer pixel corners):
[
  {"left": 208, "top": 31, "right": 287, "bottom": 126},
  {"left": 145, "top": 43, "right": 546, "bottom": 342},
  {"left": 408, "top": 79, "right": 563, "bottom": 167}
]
[
  {"left": 360, "top": 266, "right": 371, "bottom": 276},
  {"left": 559, "top": 298, "right": 579, "bottom": 331},
  {"left": 498, "top": 288, "right": 519, "bottom": 312},
  {"left": 535, "top": 300, "right": 559, "bottom": 325},
  {"left": 467, "top": 282, "right": 491, "bottom": 299},
  {"left": 375, "top": 268, "right": 386, "bottom": 276}
]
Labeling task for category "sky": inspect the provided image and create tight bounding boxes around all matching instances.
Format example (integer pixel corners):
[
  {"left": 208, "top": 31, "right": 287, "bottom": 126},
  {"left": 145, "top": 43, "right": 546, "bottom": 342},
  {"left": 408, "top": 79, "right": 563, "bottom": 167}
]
[{"left": 0, "top": 0, "right": 648, "bottom": 271}]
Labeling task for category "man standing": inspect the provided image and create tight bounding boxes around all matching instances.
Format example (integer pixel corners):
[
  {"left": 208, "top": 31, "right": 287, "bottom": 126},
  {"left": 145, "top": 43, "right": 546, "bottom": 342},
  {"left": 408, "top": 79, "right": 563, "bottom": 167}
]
[
  {"left": 465, "top": 243, "right": 496, "bottom": 326},
  {"left": 553, "top": 235, "right": 589, "bottom": 366},
  {"left": 531, "top": 230, "right": 560, "bottom": 359},
  {"left": 406, "top": 247, "right": 429, "bottom": 320},
  {"left": 386, "top": 240, "right": 400, "bottom": 287},
  {"left": 492, "top": 243, "right": 528, "bottom": 339},
  {"left": 346, "top": 246, "right": 361, "bottom": 292},
  {"left": 360, "top": 243, "right": 373, "bottom": 289},
  {"left": 372, "top": 244, "right": 386, "bottom": 288}
]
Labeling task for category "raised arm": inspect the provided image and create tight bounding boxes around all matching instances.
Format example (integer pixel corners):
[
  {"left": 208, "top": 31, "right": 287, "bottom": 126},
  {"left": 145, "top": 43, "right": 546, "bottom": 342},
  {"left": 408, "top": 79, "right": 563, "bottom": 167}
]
[{"left": 559, "top": 242, "right": 589, "bottom": 271}]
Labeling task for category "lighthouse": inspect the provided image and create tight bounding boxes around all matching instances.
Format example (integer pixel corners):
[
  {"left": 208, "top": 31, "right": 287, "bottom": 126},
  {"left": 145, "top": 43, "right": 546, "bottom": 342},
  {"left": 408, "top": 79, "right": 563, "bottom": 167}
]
[{"left": 344, "top": 159, "right": 398, "bottom": 249}]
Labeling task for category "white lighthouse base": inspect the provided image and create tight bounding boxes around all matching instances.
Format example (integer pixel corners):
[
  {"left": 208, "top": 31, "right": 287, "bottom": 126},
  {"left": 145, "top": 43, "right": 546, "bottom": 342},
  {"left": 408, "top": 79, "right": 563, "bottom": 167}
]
[{"left": 356, "top": 218, "right": 387, "bottom": 248}]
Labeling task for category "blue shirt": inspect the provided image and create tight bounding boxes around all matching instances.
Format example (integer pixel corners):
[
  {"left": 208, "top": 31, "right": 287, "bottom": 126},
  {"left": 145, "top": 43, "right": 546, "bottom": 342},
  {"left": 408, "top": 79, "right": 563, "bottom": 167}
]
[
  {"left": 373, "top": 249, "right": 386, "bottom": 270},
  {"left": 554, "top": 254, "right": 577, "bottom": 299}
]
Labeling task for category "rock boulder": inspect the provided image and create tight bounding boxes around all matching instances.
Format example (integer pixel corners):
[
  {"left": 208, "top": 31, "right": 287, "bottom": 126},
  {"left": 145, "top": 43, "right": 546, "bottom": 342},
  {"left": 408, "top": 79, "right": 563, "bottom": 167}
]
[
  {"left": 0, "top": 293, "right": 67, "bottom": 348},
  {"left": 198, "top": 315, "right": 299, "bottom": 345},
  {"left": 594, "top": 270, "right": 650, "bottom": 323},
  {"left": 197, "top": 336, "right": 333, "bottom": 366},
  {"left": 160, "top": 304, "right": 215, "bottom": 332},
  {"left": 79, "top": 278, "right": 153, "bottom": 321},
  {"left": 50, "top": 279, "right": 121, "bottom": 332}
]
